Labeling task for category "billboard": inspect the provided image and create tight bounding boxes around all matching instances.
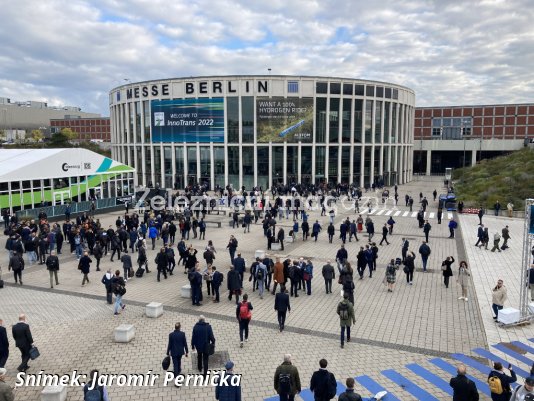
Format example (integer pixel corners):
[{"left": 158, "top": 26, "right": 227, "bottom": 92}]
[
  {"left": 256, "top": 97, "right": 313, "bottom": 143},
  {"left": 151, "top": 98, "right": 224, "bottom": 143}
]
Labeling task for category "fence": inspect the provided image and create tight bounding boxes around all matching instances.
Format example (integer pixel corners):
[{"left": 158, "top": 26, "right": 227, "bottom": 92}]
[{"left": 15, "top": 197, "right": 121, "bottom": 220}]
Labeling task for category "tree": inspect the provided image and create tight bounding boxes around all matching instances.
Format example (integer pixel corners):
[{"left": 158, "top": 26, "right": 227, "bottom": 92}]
[
  {"left": 0, "top": 130, "right": 5, "bottom": 141},
  {"left": 31, "top": 129, "right": 44, "bottom": 142},
  {"left": 60, "top": 127, "right": 78, "bottom": 141}
]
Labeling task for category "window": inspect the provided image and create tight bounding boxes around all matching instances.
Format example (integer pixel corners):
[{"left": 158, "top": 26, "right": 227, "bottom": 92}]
[
  {"left": 366, "top": 85, "right": 375, "bottom": 97},
  {"left": 393, "top": 89, "right": 399, "bottom": 100},
  {"left": 227, "top": 97, "right": 239, "bottom": 143},
  {"left": 343, "top": 83, "right": 353, "bottom": 95},
  {"left": 354, "top": 99, "right": 363, "bottom": 143},
  {"left": 316, "top": 82, "right": 328, "bottom": 94},
  {"left": 288, "top": 81, "right": 299, "bottom": 93},
  {"left": 385, "top": 87, "right": 392, "bottom": 98},
  {"left": 330, "top": 83, "right": 341, "bottom": 94},
  {"left": 355, "top": 85, "right": 364, "bottom": 96},
  {"left": 315, "top": 98, "right": 327, "bottom": 142},
  {"left": 242, "top": 96, "right": 254, "bottom": 143},
  {"left": 329, "top": 98, "right": 340, "bottom": 143},
  {"left": 431, "top": 117, "right": 472, "bottom": 139},
  {"left": 376, "top": 86, "right": 384, "bottom": 97}
]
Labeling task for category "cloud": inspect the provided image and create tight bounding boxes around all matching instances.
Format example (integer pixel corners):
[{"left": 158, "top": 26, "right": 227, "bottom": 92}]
[{"left": 0, "top": 0, "right": 532, "bottom": 115}]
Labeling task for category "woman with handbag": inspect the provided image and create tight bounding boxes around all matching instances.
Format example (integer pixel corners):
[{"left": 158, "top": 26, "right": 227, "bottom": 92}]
[
  {"left": 457, "top": 261, "right": 470, "bottom": 301},
  {"left": 441, "top": 256, "right": 455, "bottom": 289},
  {"left": 385, "top": 259, "right": 399, "bottom": 293}
]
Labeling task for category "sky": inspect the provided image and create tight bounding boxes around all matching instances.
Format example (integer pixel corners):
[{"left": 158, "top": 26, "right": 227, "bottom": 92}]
[{"left": 0, "top": 0, "right": 533, "bottom": 116}]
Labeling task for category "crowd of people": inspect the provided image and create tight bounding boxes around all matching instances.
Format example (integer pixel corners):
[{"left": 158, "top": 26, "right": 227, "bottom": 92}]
[{"left": 0, "top": 180, "right": 529, "bottom": 401}]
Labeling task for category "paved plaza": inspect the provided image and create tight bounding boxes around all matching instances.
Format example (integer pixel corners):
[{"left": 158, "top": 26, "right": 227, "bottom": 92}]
[{"left": 1, "top": 176, "right": 532, "bottom": 400}]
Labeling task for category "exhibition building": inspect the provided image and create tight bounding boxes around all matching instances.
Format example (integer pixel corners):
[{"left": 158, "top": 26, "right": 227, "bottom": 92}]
[{"left": 108, "top": 76, "right": 416, "bottom": 190}]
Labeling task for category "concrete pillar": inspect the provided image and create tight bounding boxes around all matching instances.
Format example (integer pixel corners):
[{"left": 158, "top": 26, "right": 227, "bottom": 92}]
[
  {"left": 426, "top": 150, "right": 432, "bottom": 175},
  {"left": 471, "top": 150, "right": 477, "bottom": 166}
]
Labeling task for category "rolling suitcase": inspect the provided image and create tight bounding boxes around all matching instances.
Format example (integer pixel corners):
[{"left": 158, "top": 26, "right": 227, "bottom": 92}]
[{"left": 135, "top": 267, "right": 145, "bottom": 278}]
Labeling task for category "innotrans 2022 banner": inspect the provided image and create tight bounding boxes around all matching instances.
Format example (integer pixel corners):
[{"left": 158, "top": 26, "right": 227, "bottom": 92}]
[
  {"left": 256, "top": 97, "right": 313, "bottom": 143},
  {"left": 151, "top": 98, "right": 224, "bottom": 143}
]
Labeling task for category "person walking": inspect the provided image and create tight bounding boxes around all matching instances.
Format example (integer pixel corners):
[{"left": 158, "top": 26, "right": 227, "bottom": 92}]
[
  {"left": 120, "top": 252, "right": 133, "bottom": 282},
  {"left": 272, "top": 258, "right": 285, "bottom": 295},
  {"left": 337, "top": 294, "right": 355, "bottom": 349},
  {"left": 475, "top": 225, "right": 485, "bottom": 247},
  {"left": 529, "top": 264, "right": 534, "bottom": 302},
  {"left": 226, "top": 235, "right": 238, "bottom": 264},
  {"left": 494, "top": 201, "right": 501, "bottom": 216},
  {"left": 8, "top": 251, "right": 24, "bottom": 285},
  {"left": 277, "top": 228, "right": 285, "bottom": 251},
  {"left": 304, "top": 260, "right": 313, "bottom": 296},
  {"left": 449, "top": 364, "right": 479, "bottom": 401},
  {"left": 322, "top": 261, "right": 335, "bottom": 294},
  {"left": 274, "top": 285, "right": 291, "bottom": 332},
  {"left": 337, "top": 378, "right": 363, "bottom": 401},
  {"left": 274, "top": 354, "right": 301, "bottom": 401},
  {"left": 327, "top": 223, "right": 335, "bottom": 243},
  {"left": 215, "top": 361, "right": 242, "bottom": 401},
  {"left": 404, "top": 251, "right": 416, "bottom": 285},
  {"left": 236, "top": 294, "right": 253, "bottom": 348},
  {"left": 492, "top": 280, "right": 507, "bottom": 320},
  {"left": 227, "top": 265, "right": 242, "bottom": 304},
  {"left": 478, "top": 208, "right": 485, "bottom": 225},
  {"left": 0, "top": 320, "right": 9, "bottom": 369},
  {"left": 93, "top": 241, "right": 103, "bottom": 271},
  {"left": 501, "top": 225, "right": 511, "bottom": 250},
  {"left": 211, "top": 266, "right": 223, "bottom": 303},
  {"left": 155, "top": 247, "right": 168, "bottom": 282},
  {"left": 111, "top": 270, "right": 126, "bottom": 315},
  {"left": 423, "top": 220, "right": 432, "bottom": 243},
  {"left": 418, "top": 241, "right": 431, "bottom": 272},
  {"left": 488, "top": 362, "right": 516, "bottom": 400},
  {"left": 457, "top": 261, "right": 471, "bottom": 301},
  {"left": 12, "top": 314, "right": 33, "bottom": 372},
  {"left": 437, "top": 207, "right": 443, "bottom": 224},
  {"left": 82, "top": 369, "right": 110, "bottom": 401},
  {"left": 101, "top": 269, "right": 113, "bottom": 304},
  {"left": 507, "top": 202, "right": 514, "bottom": 218},
  {"left": 449, "top": 218, "right": 458, "bottom": 238},
  {"left": 441, "top": 256, "right": 455, "bottom": 289},
  {"left": 78, "top": 251, "right": 92, "bottom": 287},
  {"left": 385, "top": 259, "right": 398, "bottom": 293},
  {"left": 45, "top": 250, "right": 60, "bottom": 289},
  {"left": 379, "top": 223, "right": 390, "bottom": 245},
  {"left": 312, "top": 220, "right": 322, "bottom": 242},
  {"left": 309, "top": 359, "right": 337, "bottom": 401},
  {"left": 491, "top": 232, "right": 502, "bottom": 252},
  {"left": 191, "top": 315, "right": 215, "bottom": 376},
  {"left": 401, "top": 238, "right": 409, "bottom": 263},
  {"left": 167, "top": 322, "right": 188, "bottom": 378}
]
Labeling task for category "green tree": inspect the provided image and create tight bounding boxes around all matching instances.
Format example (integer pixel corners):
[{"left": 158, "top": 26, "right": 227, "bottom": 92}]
[
  {"left": 60, "top": 127, "right": 78, "bottom": 141},
  {"left": 31, "top": 129, "right": 44, "bottom": 142},
  {"left": 0, "top": 130, "right": 5, "bottom": 141}
]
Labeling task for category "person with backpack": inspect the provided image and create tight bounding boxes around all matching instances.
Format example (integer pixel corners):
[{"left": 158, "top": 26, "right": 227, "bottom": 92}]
[
  {"left": 101, "top": 269, "right": 113, "bottom": 305},
  {"left": 83, "top": 369, "right": 109, "bottom": 401},
  {"left": 45, "top": 250, "right": 60, "bottom": 289},
  {"left": 309, "top": 359, "right": 337, "bottom": 401},
  {"left": 255, "top": 259, "right": 268, "bottom": 299},
  {"left": 337, "top": 293, "right": 355, "bottom": 349},
  {"left": 487, "top": 362, "right": 517, "bottom": 400},
  {"left": 449, "top": 364, "right": 479, "bottom": 401},
  {"left": 274, "top": 354, "right": 301, "bottom": 401},
  {"left": 111, "top": 270, "right": 126, "bottom": 316},
  {"left": 510, "top": 376, "right": 534, "bottom": 401},
  {"left": 304, "top": 260, "right": 313, "bottom": 296},
  {"left": 385, "top": 259, "right": 398, "bottom": 293},
  {"left": 236, "top": 294, "right": 253, "bottom": 348}
]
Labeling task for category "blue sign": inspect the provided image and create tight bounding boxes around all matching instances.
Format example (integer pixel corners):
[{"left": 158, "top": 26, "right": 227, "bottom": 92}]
[{"left": 151, "top": 98, "right": 224, "bottom": 143}]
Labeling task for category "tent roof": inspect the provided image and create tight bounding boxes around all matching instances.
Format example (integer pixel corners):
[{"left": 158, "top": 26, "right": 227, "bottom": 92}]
[{"left": 0, "top": 148, "right": 134, "bottom": 182}]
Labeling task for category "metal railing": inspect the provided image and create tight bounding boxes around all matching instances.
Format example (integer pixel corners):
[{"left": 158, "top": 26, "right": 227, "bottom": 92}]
[{"left": 15, "top": 197, "right": 121, "bottom": 220}]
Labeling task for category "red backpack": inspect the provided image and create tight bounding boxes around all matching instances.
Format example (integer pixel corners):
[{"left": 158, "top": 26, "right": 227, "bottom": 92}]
[{"left": 239, "top": 302, "right": 251, "bottom": 320}]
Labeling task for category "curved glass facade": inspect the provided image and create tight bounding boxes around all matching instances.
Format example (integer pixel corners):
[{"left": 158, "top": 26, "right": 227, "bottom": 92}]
[{"left": 109, "top": 76, "right": 415, "bottom": 189}]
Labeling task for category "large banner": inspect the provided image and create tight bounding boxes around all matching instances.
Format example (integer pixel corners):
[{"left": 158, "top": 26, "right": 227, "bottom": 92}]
[
  {"left": 151, "top": 98, "right": 224, "bottom": 143},
  {"left": 256, "top": 97, "right": 313, "bottom": 143}
]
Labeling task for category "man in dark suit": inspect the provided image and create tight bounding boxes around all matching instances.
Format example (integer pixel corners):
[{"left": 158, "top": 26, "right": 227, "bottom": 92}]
[
  {"left": 12, "top": 314, "right": 33, "bottom": 372},
  {"left": 401, "top": 238, "right": 409, "bottom": 262},
  {"left": 274, "top": 285, "right": 291, "bottom": 332},
  {"left": 449, "top": 364, "right": 479, "bottom": 401},
  {"left": 191, "top": 315, "right": 215, "bottom": 376},
  {"left": 310, "top": 359, "right": 337, "bottom": 401},
  {"left": 0, "top": 319, "right": 8, "bottom": 368},
  {"left": 167, "top": 323, "right": 188, "bottom": 378}
]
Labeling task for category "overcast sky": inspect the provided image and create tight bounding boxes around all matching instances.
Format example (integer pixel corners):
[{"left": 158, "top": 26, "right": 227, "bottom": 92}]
[{"left": 0, "top": 0, "right": 532, "bottom": 116}]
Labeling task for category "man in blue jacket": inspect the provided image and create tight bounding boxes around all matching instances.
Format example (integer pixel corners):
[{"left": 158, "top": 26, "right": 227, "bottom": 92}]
[
  {"left": 167, "top": 322, "right": 188, "bottom": 378},
  {"left": 215, "top": 361, "right": 241, "bottom": 401},
  {"left": 191, "top": 315, "right": 215, "bottom": 376}
]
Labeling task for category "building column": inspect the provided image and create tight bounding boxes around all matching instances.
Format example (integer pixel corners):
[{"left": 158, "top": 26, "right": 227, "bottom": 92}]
[
  {"left": 283, "top": 144, "right": 287, "bottom": 185},
  {"left": 426, "top": 150, "right": 432, "bottom": 175},
  {"left": 210, "top": 145, "right": 215, "bottom": 190},
  {"left": 268, "top": 145, "right": 272, "bottom": 188},
  {"left": 471, "top": 149, "right": 477, "bottom": 166},
  {"left": 297, "top": 143, "right": 302, "bottom": 184}
]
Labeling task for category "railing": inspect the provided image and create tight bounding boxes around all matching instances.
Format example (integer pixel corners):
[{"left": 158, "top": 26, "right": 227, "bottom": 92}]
[{"left": 15, "top": 197, "right": 123, "bottom": 220}]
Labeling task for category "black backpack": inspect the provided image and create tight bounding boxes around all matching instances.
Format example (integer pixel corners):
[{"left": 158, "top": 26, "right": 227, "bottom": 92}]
[
  {"left": 278, "top": 373, "right": 291, "bottom": 395},
  {"left": 339, "top": 302, "right": 349, "bottom": 320}
]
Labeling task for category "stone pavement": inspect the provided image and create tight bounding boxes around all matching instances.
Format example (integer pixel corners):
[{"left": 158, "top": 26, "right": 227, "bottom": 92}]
[{"left": 0, "top": 176, "right": 530, "bottom": 400}]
